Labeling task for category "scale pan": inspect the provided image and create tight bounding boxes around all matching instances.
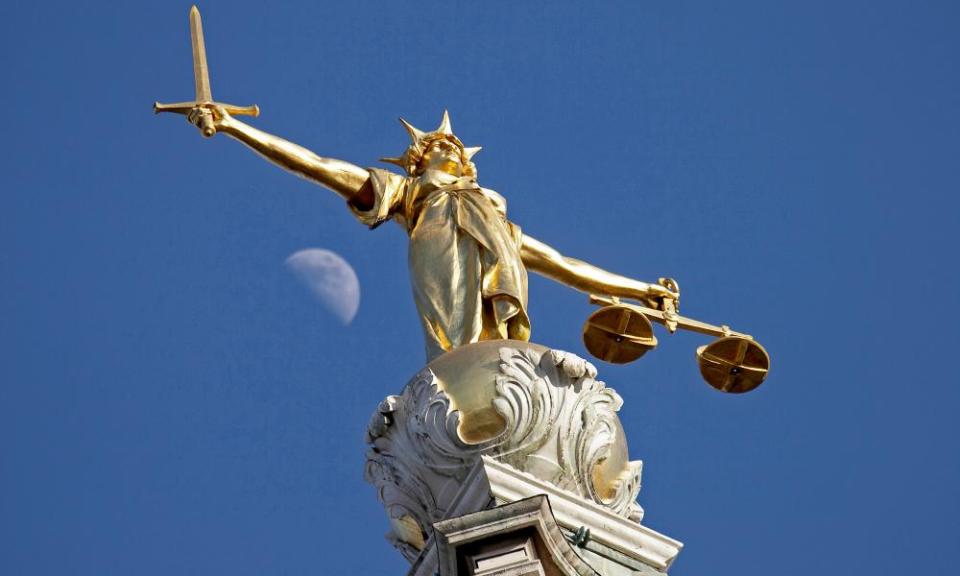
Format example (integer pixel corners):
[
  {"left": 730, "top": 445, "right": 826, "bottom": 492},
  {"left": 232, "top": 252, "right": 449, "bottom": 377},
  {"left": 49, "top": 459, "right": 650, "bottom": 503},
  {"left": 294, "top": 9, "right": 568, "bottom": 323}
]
[
  {"left": 583, "top": 305, "right": 658, "bottom": 364},
  {"left": 696, "top": 336, "right": 770, "bottom": 393}
]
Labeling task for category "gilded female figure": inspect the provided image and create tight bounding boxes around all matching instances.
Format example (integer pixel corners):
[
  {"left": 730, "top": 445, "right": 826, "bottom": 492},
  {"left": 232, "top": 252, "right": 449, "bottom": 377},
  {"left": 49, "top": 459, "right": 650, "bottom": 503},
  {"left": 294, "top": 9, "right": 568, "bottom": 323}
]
[{"left": 187, "top": 106, "right": 678, "bottom": 360}]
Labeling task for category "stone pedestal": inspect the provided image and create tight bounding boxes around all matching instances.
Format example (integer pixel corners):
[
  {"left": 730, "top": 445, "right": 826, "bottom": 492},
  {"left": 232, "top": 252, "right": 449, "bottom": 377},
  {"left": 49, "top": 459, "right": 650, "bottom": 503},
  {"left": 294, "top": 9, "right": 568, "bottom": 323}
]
[{"left": 365, "top": 341, "right": 682, "bottom": 575}]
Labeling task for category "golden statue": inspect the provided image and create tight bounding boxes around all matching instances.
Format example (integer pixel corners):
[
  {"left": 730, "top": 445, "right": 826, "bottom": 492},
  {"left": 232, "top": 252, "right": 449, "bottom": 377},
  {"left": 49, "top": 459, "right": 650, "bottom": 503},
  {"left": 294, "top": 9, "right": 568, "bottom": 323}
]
[
  {"left": 157, "top": 8, "right": 769, "bottom": 391},
  {"left": 203, "top": 108, "right": 681, "bottom": 360}
]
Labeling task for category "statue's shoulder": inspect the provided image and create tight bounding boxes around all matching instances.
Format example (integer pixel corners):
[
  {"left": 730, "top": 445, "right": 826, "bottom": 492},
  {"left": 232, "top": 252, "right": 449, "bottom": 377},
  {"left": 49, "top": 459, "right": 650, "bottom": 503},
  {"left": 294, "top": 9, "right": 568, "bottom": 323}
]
[{"left": 477, "top": 184, "right": 508, "bottom": 216}]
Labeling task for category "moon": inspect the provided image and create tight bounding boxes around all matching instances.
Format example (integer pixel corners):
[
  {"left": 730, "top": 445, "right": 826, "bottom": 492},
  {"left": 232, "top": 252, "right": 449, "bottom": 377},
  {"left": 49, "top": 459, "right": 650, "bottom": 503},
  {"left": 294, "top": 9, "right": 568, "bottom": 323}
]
[{"left": 285, "top": 248, "right": 360, "bottom": 325}]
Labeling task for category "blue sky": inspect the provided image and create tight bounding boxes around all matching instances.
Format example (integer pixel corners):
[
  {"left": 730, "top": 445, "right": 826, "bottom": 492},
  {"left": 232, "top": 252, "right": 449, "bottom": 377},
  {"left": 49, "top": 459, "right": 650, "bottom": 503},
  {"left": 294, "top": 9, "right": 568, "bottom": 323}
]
[{"left": 1, "top": 1, "right": 958, "bottom": 574}]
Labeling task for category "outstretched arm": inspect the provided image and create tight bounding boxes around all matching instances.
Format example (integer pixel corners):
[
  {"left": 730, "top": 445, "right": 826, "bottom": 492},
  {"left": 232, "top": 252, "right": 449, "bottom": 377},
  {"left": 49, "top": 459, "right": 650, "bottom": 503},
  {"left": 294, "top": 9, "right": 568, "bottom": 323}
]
[
  {"left": 189, "top": 105, "right": 374, "bottom": 210},
  {"left": 520, "top": 234, "right": 677, "bottom": 307}
]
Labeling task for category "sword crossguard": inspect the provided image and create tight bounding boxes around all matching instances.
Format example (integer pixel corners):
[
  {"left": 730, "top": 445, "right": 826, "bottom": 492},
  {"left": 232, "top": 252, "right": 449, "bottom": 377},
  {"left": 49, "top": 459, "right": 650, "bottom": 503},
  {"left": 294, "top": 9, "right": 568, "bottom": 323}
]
[
  {"left": 153, "top": 101, "right": 261, "bottom": 137},
  {"left": 154, "top": 101, "right": 260, "bottom": 117}
]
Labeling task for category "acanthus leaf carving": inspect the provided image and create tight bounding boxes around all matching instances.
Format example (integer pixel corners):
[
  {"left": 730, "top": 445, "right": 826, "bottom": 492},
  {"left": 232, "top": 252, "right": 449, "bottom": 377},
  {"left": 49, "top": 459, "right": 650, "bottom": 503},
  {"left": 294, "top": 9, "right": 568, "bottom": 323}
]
[{"left": 364, "top": 344, "right": 644, "bottom": 562}]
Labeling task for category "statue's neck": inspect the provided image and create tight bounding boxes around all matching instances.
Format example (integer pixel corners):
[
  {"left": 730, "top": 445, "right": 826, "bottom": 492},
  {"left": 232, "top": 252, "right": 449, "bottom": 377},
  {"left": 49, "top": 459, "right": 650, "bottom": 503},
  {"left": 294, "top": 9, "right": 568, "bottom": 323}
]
[{"left": 419, "top": 169, "right": 475, "bottom": 188}]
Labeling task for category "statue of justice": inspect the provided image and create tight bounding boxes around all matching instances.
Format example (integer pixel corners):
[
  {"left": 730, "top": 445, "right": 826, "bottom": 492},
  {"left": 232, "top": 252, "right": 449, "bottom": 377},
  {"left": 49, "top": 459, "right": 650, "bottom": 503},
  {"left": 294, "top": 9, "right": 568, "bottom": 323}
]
[{"left": 157, "top": 7, "right": 769, "bottom": 392}]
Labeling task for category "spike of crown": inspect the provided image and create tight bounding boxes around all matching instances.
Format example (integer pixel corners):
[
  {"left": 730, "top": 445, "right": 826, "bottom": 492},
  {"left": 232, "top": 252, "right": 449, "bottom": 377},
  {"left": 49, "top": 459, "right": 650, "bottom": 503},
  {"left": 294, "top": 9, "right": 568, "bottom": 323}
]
[{"left": 380, "top": 110, "right": 481, "bottom": 177}]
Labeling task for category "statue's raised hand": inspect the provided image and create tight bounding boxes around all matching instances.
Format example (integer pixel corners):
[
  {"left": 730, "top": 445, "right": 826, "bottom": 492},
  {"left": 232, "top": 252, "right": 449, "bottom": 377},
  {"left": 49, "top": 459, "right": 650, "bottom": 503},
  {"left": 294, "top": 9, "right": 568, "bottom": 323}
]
[{"left": 187, "top": 104, "right": 232, "bottom": 138}]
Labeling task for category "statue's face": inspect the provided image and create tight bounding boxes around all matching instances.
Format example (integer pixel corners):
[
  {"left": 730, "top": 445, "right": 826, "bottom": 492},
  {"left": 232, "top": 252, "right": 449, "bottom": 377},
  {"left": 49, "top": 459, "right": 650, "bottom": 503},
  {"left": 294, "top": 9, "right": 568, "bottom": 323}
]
[{"left": 420, "top": 139, "right": 463, "bottom": 177}]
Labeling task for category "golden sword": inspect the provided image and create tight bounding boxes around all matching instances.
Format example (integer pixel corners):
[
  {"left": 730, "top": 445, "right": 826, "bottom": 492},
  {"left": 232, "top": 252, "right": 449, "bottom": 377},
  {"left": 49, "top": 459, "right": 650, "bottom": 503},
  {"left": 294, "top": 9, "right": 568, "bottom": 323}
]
[{"left": 154, "top": 6, "right": 259, "bottom": 137}]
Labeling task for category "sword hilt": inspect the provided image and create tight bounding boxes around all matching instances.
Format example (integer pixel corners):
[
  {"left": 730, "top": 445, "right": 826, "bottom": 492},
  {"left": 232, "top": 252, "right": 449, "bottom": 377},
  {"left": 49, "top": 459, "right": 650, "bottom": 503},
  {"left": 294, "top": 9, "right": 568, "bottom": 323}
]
[
  {"left": 199, "top": 112, "right": 217, "bottom": 138},
  {"left": 153, "top": 101, "right": 261, "bottom": 117},
  {"left": 153, "top": 101, "right": 261, "bottom": 137}
]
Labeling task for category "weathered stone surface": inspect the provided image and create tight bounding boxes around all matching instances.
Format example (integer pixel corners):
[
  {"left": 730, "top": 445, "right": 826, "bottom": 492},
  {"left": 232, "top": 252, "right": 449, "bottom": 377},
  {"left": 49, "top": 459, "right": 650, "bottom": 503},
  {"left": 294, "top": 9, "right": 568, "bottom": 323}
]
[
  {"left": 363, "top": 340, "right": 679, "bottom": 571},
  {"left": 428, "top": 496, "right": 599, "bottom": 576}
]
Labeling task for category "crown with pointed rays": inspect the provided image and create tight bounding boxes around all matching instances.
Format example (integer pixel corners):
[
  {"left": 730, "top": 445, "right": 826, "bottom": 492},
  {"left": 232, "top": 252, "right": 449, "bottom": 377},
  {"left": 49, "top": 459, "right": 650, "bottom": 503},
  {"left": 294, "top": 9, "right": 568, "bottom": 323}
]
[{"left": 380, "top": 110, "right": 482, "bottom": 177}]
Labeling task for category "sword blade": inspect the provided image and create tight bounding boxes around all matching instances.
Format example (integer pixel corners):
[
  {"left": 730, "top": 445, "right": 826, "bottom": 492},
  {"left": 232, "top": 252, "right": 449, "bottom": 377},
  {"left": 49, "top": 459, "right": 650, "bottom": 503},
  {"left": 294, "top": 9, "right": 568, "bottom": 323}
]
[{"left": 190, "top": 6, "right": 212, "bottom": 102}]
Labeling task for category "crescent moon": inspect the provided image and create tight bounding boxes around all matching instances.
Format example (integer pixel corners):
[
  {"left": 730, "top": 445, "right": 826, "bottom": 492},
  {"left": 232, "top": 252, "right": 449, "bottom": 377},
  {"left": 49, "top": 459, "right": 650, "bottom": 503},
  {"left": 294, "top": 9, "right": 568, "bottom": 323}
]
[{"left": 285, "top": 248, "right": 360, "bottom": 325}]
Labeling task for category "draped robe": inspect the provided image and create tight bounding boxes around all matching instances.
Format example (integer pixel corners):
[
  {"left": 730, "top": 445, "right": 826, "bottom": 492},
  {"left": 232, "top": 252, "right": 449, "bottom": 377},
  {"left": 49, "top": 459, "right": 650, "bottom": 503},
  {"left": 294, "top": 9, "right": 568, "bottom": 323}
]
[{"left": 349, "top": 168, "right": 530, "bottom": 360}]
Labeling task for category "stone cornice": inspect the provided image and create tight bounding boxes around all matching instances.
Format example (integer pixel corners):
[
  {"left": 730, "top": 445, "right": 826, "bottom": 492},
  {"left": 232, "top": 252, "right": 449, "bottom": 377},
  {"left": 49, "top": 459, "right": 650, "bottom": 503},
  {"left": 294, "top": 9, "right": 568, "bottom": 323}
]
[{"left": 482, "top": 458, "right": 682, "bottom": 571}]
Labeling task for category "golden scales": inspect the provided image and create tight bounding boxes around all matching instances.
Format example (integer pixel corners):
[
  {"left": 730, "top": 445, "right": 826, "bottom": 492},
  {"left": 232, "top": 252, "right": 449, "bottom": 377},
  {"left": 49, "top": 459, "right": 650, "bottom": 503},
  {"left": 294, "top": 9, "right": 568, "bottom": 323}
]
[{"left": 583, "top": 279, "right": 770, "bottom": 393}]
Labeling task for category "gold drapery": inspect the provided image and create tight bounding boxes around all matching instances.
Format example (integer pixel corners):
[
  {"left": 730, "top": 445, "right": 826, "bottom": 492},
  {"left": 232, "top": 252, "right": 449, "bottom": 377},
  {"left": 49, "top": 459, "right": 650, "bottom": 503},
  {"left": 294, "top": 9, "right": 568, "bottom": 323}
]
[{"left": 351, "top": 168, "right": 530, "bottom": 359}]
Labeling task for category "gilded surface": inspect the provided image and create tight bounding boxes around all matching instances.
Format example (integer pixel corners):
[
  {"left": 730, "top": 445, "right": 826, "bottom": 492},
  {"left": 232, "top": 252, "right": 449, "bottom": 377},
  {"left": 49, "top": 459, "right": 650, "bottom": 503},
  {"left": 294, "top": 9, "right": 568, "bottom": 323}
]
[
  {"left": 156, "top": 8, "right": 773, "bottom": 392},
  {"left": 353, "top": 166, "right": 530, "bottom": 359},
  {"left": 158, "top": 24, "right": 677, "bottom": 359},
  {"left": 201, "top": 106, "right": 676, "bottom": 359},
  {"left": 426, "top": 341, "right": 634, "bottom": 513}
]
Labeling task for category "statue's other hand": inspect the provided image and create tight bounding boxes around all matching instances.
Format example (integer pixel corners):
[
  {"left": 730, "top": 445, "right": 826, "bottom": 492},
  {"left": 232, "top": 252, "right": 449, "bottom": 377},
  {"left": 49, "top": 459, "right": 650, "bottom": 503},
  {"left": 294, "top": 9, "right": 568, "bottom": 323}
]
[
  {"left": 187, "top": 104, "right": 232, "bottom": 137},
  {"left": 645, "top": 283, "right": 680, "bottom": 312}
]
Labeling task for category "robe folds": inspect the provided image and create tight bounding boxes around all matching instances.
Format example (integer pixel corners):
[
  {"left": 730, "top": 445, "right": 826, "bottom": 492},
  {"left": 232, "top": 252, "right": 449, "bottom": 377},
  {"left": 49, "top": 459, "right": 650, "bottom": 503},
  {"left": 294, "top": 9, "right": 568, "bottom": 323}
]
[{"left": 349, "top": 168, "right": 530, "bottom": 360}]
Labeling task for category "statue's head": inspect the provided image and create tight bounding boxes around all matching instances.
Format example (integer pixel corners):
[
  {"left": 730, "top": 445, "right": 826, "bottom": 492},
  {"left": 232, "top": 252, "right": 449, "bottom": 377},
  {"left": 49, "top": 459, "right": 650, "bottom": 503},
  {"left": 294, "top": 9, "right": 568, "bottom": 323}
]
[{"left": 380, "top": 110, "right": 481, "bottom": 178}]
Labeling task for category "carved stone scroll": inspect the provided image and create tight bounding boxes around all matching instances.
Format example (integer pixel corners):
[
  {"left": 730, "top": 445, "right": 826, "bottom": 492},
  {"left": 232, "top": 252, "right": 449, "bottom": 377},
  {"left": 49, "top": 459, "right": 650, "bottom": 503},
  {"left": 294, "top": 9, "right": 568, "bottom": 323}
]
[{"left": 364, "top": 342, "right": 644, "bottom": 561}]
